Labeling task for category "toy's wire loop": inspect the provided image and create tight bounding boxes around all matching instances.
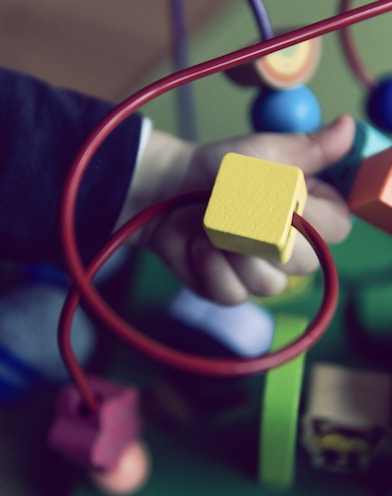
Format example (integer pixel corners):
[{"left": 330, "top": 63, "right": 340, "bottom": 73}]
[
  {"left": 339, "top": 0, "right": 378, "bottom": 88},
  {"left": 59, "top": 191, "right": 338, "bottom": 412}
]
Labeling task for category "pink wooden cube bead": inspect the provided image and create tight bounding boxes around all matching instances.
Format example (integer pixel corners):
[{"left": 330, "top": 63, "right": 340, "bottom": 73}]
[{"left": 48, "top": 376, "right": 141, "bottom": 471}]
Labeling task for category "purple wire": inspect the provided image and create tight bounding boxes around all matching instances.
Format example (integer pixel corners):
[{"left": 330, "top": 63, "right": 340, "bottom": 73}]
[{"left": 247, "top": 0, "right": 274, "bottom": 40}]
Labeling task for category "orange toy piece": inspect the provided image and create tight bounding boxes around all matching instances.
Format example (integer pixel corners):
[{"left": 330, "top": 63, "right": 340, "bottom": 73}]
[
  {"left": 348, "top": 147, "right": 392, "bottom": 235},
  {"left": 90, "top": 442, "right": 151, "bottom": 495}
]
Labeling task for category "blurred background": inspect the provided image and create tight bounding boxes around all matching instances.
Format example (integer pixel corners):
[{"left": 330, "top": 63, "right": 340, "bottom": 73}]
[
  {"left": 1, "top": 0, "right": 390, "bottom": 138},
  {"left": 1, "top": 1, "right": 392, "bottom": 496}
]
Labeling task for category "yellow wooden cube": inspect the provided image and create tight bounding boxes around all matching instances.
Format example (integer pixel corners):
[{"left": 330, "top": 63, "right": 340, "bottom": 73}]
[{"left": 203, "top": 153, "right": 307, "bottom": 263}]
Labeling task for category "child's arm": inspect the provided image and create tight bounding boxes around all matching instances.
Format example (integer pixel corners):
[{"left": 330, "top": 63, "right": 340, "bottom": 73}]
[{"left": 0, "top": 66, "right": 144, "bottom": 267}]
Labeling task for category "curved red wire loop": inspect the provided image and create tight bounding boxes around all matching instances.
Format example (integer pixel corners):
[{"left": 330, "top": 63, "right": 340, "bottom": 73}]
[
  {"left": 59, "top": 191, "right": 339, "bottom": 412},
  {"left": 339, "top": 0, "right": 377, "bottom": 88},
  {"left": 59, "top": 1, "right": 392, "bottom": 411}
]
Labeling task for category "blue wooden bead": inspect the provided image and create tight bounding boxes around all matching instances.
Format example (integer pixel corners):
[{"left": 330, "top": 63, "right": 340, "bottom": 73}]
[
  {"left": 250, "top": 85, "right": 321, "bottom": 133},
  {"left": 366, "top": 76, "right": 392, "bottom": 132}
]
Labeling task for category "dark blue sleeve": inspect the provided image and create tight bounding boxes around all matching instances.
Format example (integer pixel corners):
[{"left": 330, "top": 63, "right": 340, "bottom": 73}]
[{"left": 0, "top": 67, "right": 143, "bottom": 267}]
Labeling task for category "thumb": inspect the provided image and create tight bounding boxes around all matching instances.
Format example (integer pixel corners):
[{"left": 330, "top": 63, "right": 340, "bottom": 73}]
[
  {"left": 299, "top": 114, "right": 356, "bottom": 175},
  {"left": 193, "top": 114, "right": 356, "bottom": 183}
]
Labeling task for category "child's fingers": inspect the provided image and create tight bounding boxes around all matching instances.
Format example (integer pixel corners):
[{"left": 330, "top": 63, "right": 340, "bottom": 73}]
[
  {"left": 147, "top": 186, "right": 350, "bottom": 305},
  {"left": 303, "top": 190, "right": 352, "bottom": 244},
  {"left": 190, "top": 237, "right": 289, "bottom": 305},
  {"left": 143, "top": 115, "right": 356, "bottom": 305},
  {"left": 293, "top": 114, "right": 356, "bottom": 175},
  {"left": 148, "top": 214, "right": 288, "bottom": 305},
  {"left": 189, "top": 235, "right": 249, "bottom": 304},
  {"left": 200, "top": 114, "right": 355, "bottom": 180},
  {"left": 224, "top": 251, "right": 288, "bottom": 297}
]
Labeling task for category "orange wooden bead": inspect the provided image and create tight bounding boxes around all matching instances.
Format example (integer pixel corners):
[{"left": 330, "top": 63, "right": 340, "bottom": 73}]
[
  {"left": 348, "top": 147, "right": 392, "bottom": 235},
  {"left": 90, "top": 441, "right": 151, "bottom": 495}
]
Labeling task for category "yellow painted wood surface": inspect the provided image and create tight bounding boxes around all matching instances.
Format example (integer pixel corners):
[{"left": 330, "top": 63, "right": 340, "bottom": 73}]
[{"left": 203, "top": 152, "right": 307, "bottom": 263}]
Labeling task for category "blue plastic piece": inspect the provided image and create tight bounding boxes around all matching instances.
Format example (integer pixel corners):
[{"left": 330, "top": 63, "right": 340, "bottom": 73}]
[
  {"left": 250, "top": 85, "right": 321, "bottom": 133},
  {"left": 23, "top": 264, "right": 69, "bottom": 287},
  {"left": 366, "top": 76, "right": 392, "bottom": 133},
  {"left": 318, "top": 120, "right": 392, "bottom": 199},
  {"left": 0, "top": 345, "right": 45, "bottom": 401}
]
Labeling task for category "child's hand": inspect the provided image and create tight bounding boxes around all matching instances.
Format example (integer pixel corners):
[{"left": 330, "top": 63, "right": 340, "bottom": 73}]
[{"left": 122, "top": 115, "right": 355, "bottom": 305}]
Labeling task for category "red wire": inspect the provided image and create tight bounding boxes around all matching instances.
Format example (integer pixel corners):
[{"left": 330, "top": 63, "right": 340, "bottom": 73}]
[
  {"left": 339, "top": 0, "right": 377, "bottom": 88},
  {"left": 59, "top": 192, "right": 338, "bottom": 412},
  {"left": 59, "top": 1, "right": 392, "bottom": 410}
]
